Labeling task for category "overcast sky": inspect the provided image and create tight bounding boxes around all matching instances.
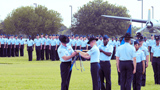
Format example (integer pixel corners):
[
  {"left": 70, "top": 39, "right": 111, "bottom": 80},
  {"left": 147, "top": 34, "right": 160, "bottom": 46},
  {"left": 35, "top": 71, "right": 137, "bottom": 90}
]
[{"left": 0, "top": 0, "right": 160, "bottom": 28}]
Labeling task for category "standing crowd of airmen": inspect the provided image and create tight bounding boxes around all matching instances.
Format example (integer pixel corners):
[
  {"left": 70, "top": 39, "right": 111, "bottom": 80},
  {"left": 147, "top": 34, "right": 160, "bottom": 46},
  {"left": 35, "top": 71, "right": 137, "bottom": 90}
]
[
  {"left": 1, "top": 32, "right": 160, "bottom": 90},
  {"left": 0, "top": 34, "right": 24, "bottom": 57}
]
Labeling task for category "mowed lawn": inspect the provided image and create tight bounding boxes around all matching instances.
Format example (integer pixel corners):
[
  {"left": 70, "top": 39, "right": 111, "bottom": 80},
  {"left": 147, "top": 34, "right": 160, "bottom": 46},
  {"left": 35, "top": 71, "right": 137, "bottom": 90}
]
[{"left": 0, "top": 47, "right": 160, "bottom": 90}]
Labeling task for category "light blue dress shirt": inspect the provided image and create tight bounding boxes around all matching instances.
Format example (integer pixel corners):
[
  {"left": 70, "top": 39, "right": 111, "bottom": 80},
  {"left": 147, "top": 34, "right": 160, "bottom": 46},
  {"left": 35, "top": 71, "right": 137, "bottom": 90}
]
[
  {"left": 40, "top": 38, "right": 45, "bottom": 45},
  {"left": 151, "top": 45, "right": 160, "bottom": 57},
  {"left": 45, "top": 38, "right": 50, "bottom": 45},
  {"left": 15, "top": 39, "right": 20, "bottom": 45},
  {"left": 11, "top": 38, "right": 15, "bottom": 45},
  {"left": 34, "top": 39, "right": 41, "bottom": 46},
  {"left": 143, "top": 41, "right": 149, "bottom": 48},
  {"left": 99, "top": 44, "right": 113, "bottom": 61},
  {"left": 81, "top": 40, "right": 87, "bottom": 47},
  {"left": 149, "top": 39, "right": 155, "bottom": 47},
  {"left": 20, "top": 39, "right": 24, "bottom": 45},
  {"left": 0, "top": 38, "right": 5, "bottom": 44},
  {"left": 135, "top": 49, "right": 145, "bottom": 63},
  {"left": 109, "top": 40, "right": 116, "bottom": 47},
  {"left": 139, "top": 45, "right": 149, "bottom": 60},
  {"left": 76, "top": 39, "right": 82, "bottom": 46},
  {"left": 115, "top": 41, "right": 120, "bottom": 48},
  {"left": 67, "top": 39, "right": 72, "bottom": 46},
  {"left": 58, "top": 44, "right": 74, "bottom": 62},
  {"left": 7, "top": 39, "right": 11, "bottom": 45},
  {"left": 116, "top": 42, "right": 136, "bottom": 61},
  {"left": 87, "top": 45, "right": 100, "bottom": 63},
  {"left": 56, "top": 39, "right": 60, "bottom": 45},
  {"left": 50, "top": 39, "right": 57, "bottom": 46},
  {"left": 27, "top": 40, "right": 34, "bottom": 46},
  {"left": 71, "top": 39, "right": 76, "bottom": 46}
]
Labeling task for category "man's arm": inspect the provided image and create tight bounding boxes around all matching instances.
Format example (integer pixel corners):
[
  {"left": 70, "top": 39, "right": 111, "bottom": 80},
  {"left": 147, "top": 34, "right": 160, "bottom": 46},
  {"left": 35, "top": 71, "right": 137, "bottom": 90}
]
[
  {"left": 142, "top": 60, "right": 145, "bottom": 74},
  {"left": 133, "top": 57, "right": 136, "bottom": 74},
  {"left": 100, "top": 49, "right": 112, "bottom": 56},
  {"left": 146, "top": 55, "right": 149, "bottom": 68},
  {"left": 62, "top": 52, "right": 77, "bottom": 60},
  {"left": 116, "top": 56, "right": 120, "bottom": 72}
]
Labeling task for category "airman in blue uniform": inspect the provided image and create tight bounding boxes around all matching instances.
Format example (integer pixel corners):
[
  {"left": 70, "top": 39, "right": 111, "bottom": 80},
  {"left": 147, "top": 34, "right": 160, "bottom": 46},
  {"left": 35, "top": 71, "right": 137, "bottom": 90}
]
[
  {"left": 6, "top": 35, "right": 11, "bottom": 57},
  {"left": 75, "top": 35, "right": 81, "bottom": 50},
  {"left": 11, "top": 35, "right": 15, "bottom": 57},
  {"left": 34, "top": 34, "right": 41, "bottom": 61},
  {"left": 151, "top": 35, "right": 160, "bottom": 85},
  {"left": 138, "top": 35, "right": 149, "bottom": 86},
  {"left": 40, "top": 33, "right": 45, "bottom": 60},
  {"left": 99, "top": 35, "right": 113, "bottom": 90},
  {"left": 133, "top": 41, "right": 145, "bottom": 90},
  {"left": 116, "top": 33, "right": 136, "bottom": 90},
  {"left": 58, "top": 35, "right": 77, "bottom": 90},
  {"left": 49, "top": 34, "right": 52, "bottom": 60},
  {"left": 71, "top": 35, "right": 76, "bottom": 50},
  {"left": 27, "top": 35, "right": 34, "bottom": 61},
  {"left": 19, "top": 36, "right": 24, "bottom": 56},
  {"left": 77, "top": 37, "right": 100, "bottom": 90},
  {"left": 44, "top": 34, "right": 50, "bottom": 60},
  {"left": 56, "top": 34, "right": 60, "bottom": 60},
  {"left": 0, "top": 34, "right": 5, "bottom": 57},
  {"left": 3, "top": 35, "right": 7, "bottom": 57},
  {"left": 49, "top": 34, "right": 57, "bottom": 61},
  {"left": 15, "top": 35, "right": 20, "bottom": 57}
]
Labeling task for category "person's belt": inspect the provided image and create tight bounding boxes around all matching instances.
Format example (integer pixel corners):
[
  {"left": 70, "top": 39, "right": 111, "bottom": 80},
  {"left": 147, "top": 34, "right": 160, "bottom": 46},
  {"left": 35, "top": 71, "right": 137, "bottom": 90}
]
[
  {"left": 119, "top": 60, "right": 132, "bottom": 62},
  {"left": 153, "top": 56, "right": 160, "bottom": 58},
  {"left": 100, "top": 60, "right": 110, "bottom": 62},
  {"left": 51, "top": 45, "right": 56, "bottom": 46}
]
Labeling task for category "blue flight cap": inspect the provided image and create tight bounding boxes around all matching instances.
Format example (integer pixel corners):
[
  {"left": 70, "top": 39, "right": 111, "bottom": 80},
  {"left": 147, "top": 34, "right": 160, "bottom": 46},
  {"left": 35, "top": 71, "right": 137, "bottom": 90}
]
[
  {"left": 151, "top": 34, "right": 153, "bottom": 36},
  {"left": 103, "top": 35, "right": 109, "bottom": 40},
  {"left": 20, "top": 35, "right": 23, "bottom": 37},
  {"left": 45, "top": 34, "right": 48, "bottom": 36},
  {"left": 41, "top": 33, "right": 43, "bottom": 35},
  {"left": 29, "top": 35, "right": 31, "bottom": 38},
  {"left": 134, "top": 41, "right": 139, "bottom": 45},
  {"left": 52, "top": 34, "right": 55, "bottom": 36},
  {"left": 15, "top": 35, "right": 17, "bottom": 37},
  {"left": 49, "top": 34, "right": 52, "bottom": 36},
  {"left": 56, "top": 34, "right": 59, "bottom": 36},
  {"left": 36, "top": 34, "right": 39, "bottom": 36},
  {"left": 71, "top": 34, "right": 74, "bottom": 37},
  {"left": 144, "top": 37, "right": 147, "bottom": 39}
]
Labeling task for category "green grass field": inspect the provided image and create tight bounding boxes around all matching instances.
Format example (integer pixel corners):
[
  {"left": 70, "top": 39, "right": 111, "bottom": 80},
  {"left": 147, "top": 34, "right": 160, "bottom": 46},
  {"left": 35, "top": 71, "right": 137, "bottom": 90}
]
[{"left": 0, "top": 47, "right": 160, "bottom": 90}]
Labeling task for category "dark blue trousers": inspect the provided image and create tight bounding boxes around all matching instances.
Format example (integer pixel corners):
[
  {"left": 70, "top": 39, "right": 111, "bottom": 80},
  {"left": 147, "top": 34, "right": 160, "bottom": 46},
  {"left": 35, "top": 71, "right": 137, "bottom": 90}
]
[
  {"left": 141, "top": 61, "right": 146, "bottom": 86},
  {"left": 7, "top": 45, "right": 11, "bottom": 57},
  {"left": 133, "top": 62, "right": 143, "bottom": 90},
  {"left": 45, "top": 45, "right": 49, "bottom": 60},
  {"left": 27, "top": 47, "right": 33, "bottom": 61},
  {"left": 11, "top": 45, "right": 15, "bottom": 57},
  {"left": 152, "top": 57, "right": 160, "bottom": 84},
  {"left": 4, "top": 46, "right": 7, "bottom": 57},
  {"left": 51, "top": 46, "right": 56, "bottom": 61},
  {"left": 36, "top": 46, "right": 41, "bottom": 60},
  {"left": 60, "top": 62, "right": 72, "bottom": 90},
  {"left": 81, "top": 47, "right": 86, "bottom": 61},
  {"left": 56, "top": 45, "right": 59, "bottom": 60},
  {"left": 1, "top": 44, "right": 4, "bottom": 57},
  {"left": 15, "top": 45, "right": 19, "bottom": 57},
  {"left": 72, "top": 46, "right": 75, "bottom": 50},
  {"left": 99, "top": 61, "right": 111, "bottom": 90},
  {"left": 120, "top": 60, "right": 133, "bottom": 90},
  {"left": 41, "top": 45, "right": 44, "bottom": 60},
  {"left": 91, "top": 63, "right": 100, "bottom": 90},
  {"left": 20, "top": 45, "right": 24, "bottom": 56},
  {"left": 117, "top": 67, "right": 121, "bottom": 85}
]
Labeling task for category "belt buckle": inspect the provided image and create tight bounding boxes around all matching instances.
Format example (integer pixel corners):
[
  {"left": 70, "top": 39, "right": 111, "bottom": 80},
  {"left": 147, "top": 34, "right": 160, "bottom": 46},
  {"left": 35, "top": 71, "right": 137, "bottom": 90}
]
[{"left": 156, "top": 56, "right": 158, "bottom": 58}]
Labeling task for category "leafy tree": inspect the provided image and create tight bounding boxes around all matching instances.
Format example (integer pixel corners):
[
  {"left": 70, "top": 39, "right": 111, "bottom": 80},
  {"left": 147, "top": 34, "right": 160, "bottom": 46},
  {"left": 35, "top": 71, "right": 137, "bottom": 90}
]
[
  {"left": 3, "top": 5, "right": 63, "bottom": 37},
  {"left": 71, "top": 0, "right": 130, "bottom": 37}
]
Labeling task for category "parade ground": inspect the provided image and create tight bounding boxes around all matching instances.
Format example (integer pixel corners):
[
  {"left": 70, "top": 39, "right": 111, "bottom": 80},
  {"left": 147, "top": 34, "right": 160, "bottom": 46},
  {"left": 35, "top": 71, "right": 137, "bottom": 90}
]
[{"left": 0, "top": 48, "right": 159, "bottom": 90}]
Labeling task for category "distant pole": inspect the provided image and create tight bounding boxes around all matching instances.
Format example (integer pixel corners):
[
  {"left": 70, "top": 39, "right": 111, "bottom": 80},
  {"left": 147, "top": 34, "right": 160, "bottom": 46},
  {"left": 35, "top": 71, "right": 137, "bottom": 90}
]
[
  {"left": 151, "top": 6, "right": 154, "bottom": 19},
  {"left": 69, "top": 5, "right": 72, "bottom": 35},
  {"left": 138, "top": 0, "right": 143, "bottom": 28},
  {"left": 69, "top": 5, "right": 72, "bottom": 27},
  {"left": 33, "top": 3, "right": 37, "bottom": 7}
]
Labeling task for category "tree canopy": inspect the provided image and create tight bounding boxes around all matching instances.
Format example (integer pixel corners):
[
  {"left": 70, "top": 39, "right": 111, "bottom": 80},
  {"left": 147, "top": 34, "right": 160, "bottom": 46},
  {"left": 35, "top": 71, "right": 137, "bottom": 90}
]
[
  {"left": 71, "top": 0, "right": 131, "bottom": 37},
  {"left": 3, "top": 5, "right": 63, "bottom": 37}
]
